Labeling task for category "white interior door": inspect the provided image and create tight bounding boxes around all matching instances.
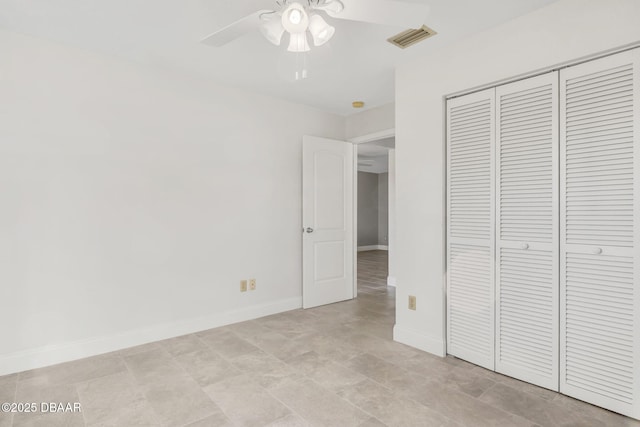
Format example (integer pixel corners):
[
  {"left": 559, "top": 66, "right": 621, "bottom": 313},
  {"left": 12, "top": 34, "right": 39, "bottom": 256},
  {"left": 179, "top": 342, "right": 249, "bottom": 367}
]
[
  {"left": 495, "top": 72, "right": 560, "bottom": 391},
  {"left": 446, "top": 88, "right": 496, "bottom": 370},
  {"left": 302, "top": 135, "right": 354, "bottom": 309},
  {"left": 560, "top": 49, "right": 640, "bottom": 419}
]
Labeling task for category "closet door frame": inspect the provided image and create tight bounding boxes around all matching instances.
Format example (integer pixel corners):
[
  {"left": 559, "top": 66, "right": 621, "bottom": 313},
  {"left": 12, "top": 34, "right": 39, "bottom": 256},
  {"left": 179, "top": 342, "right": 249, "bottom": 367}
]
[
  {"left": 559, "top": 48, "right": 640, "bottom": 419},
  {"left": 636, "top": 48, "right": 640, "bottom": 422},
  {"left": 495, "top": 72, "right": 560, "bottom": 391}
]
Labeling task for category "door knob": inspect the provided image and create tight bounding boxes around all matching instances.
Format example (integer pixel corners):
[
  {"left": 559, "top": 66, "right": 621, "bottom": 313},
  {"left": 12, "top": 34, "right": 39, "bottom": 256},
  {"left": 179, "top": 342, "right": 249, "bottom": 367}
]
[
  {"left": 592, "top": 247, "right": 603, "bottom": 255},
  {"left": 520, "top": 243, "right": 529, "bottom": 250},
  {"left": 305, "top": 227, "right": 314, "bottom": 233}
]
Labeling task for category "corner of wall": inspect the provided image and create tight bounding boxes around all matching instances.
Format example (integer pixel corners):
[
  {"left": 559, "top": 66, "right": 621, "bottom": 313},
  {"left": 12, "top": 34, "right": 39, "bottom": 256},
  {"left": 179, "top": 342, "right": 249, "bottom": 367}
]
[
  {"left": 393, "top": 323, "right": 446, "bottom": 357},
  {"left": 345, "top": 103, "right": 396, "bottom": 140}
]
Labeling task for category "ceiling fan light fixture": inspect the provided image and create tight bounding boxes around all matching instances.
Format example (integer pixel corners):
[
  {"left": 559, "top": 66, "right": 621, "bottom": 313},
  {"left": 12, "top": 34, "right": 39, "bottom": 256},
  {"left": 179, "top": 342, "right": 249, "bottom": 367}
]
[
  {"left": 260, "top": 16, "right": 285, "bottom": 45},
  {"left": 308, "top": 14, "right": 335, "bottom": 46},
  {"left": 287, "top": 31, "right": 310, "bottom": 52},
  {"left": 314, "top": 0, "right": 344, "bottom": 16},
  {"left": 281, "top": 2, "right": 309, "bottom": 33}
]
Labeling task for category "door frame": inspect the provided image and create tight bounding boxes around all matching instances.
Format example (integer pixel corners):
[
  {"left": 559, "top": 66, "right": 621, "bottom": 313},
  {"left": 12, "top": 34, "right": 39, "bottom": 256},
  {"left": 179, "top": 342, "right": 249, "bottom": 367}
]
[{"left": 349, "top": 128, "right": 396, "bottom": 298}]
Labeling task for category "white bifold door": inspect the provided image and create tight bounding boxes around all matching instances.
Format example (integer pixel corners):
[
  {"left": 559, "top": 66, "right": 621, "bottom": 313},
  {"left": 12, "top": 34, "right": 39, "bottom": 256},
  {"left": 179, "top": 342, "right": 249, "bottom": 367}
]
[
  {"left": 446, "top": 89, "right": 495, "bottom": 370},
  {"left": 495, "top": 73, "right": 559, "bottom": 390},
  {"left": 559, "top": 50, "right": 640, "bottom": 419},
  {"left": 446, "top": 48, "right": 640, "bottom": 419}
]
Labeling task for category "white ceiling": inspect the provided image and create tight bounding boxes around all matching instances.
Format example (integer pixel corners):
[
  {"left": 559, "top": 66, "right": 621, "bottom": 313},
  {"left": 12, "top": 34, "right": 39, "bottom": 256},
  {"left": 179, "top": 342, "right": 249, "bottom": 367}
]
[{"left": 0, "top": 0, "right": 558, "bottom": 115}]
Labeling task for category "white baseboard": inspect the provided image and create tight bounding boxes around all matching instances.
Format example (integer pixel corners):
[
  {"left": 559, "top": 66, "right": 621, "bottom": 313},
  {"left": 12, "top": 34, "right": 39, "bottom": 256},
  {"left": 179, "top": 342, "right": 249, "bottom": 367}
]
[
  {"left": 357, "top": 245, "right": 388, "bottom": 252},
  {"left": 0, "top": 297, "right": 302, "bottom": 376},
  {"left": 387, "top": 276, "right": 396, "bottom": 287},
  {"left": 393, "top": 324, "right": 446, "bottom": 357}
]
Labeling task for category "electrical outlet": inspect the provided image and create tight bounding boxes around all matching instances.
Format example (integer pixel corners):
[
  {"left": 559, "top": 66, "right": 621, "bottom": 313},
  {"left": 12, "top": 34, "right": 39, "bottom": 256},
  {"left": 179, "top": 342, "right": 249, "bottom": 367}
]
[
  {"left": 240, "top": 280, "right": 248, "bottom": 292},
  {"left": 249, "top": 279, "right": 256, "bottom": 291},
  {"left": 408, "top": 295, "right": 416, "bottom": 310}
]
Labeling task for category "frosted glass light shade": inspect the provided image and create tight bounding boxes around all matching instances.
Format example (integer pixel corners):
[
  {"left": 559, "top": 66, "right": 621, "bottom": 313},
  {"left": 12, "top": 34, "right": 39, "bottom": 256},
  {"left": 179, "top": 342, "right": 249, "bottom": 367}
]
[
  {"left": 308, "top": 14, "right": 335, "bottom": 46},
  {"left": 260, "top": 17, "right": 285, "bottom": 45},
  {"left": 288, "top": 32, "right": 310, "bottom": 52},
  {"left": 281, "top": 2, "right": 309, "bottom": 33},
  {"left": 319, "top": 0, "right": 344, "bottom": 15}
]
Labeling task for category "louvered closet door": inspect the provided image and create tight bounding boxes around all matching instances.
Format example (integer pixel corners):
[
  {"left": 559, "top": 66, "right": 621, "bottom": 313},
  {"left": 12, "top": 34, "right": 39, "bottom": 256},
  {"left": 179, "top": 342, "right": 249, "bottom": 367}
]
[
  {"left": 560, "top": 49, "right": 640, "bottom": 419},
  {"left": 446, "top": 89, "right": 495, "bottom": 370},
  {"left": 495, "top": 73, "right": 559, "bottom": 391}
]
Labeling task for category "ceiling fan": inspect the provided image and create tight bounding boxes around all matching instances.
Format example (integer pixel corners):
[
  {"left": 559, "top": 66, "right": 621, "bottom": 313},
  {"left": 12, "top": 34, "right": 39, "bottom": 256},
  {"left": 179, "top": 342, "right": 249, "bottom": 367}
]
[{"left": 201, "top": 0, "right": 430, "bottom": 52}]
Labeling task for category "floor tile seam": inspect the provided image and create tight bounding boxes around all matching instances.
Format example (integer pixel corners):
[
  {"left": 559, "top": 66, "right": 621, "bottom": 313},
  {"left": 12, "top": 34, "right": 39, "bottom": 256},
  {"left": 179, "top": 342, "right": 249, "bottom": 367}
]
[
  {"left": 507, "top": 382, "right": 561, "bottom": 405},
  {"left": 192, "top": 331, "right": 229, "bottom": 360},
  {"left": 76, "top": 381, "right": 88, "bottom": 427},
  {"left": 192, "top": 330, "right": 248, "bottom": 365},
  {"left": 52, "top": 357, "right": 131, "bottom": 392},
  {"left": 347, "top": 361, "right": 453, "bottom": 413},
  {"left": 360, "top": 309, "right": 395, "bottom": 317},
  {"left": 9, "top": 375, "right": 17, "bottom": 426},
  {"left": 363, "top": 316, "right": 396, "bottom": 326},
  {"left": 445, "top": 365, "right": 589, "bottom": 425},
  {"left": 54, "top": 378, "right": 89, "bottom": 426},
  {"left": 119, "top": 349, "right": 180, "bottom": 426},
  {"left": 412, "top": 366, "right": 498, "bottom": 403},
  {"left": 475, "top": 379, "right": 498, "bottom": 400},
  {"left": 205, "top": 334, "right": 299, "bottom": 385},
  {"left": 226, "top": 367, "right": 307, "bottom": 426},
  {"left": 301, "top": 376, "right": 386, "bottom": 427},
  {"left": 547, "top": 393, "right": 628, "bottom": 426},
  {"left": 487, "top": 384, "right": 593, "bottom": 427},
  {"left": 260, "top": 389, "right": 310, "bottom": 427},
  {"left": 133, "top": 348, "right": 196, "bottom": 386},
  {"left": 387, "top": 376, "right": 528, "bottom": 427},
  {"left": 233, "top": 337, "right": 289, "bottom": 365},
  {"left": 168, "top": 333, "right": 253, "bottom": 419},
  {"left": 333, "top": 371, "right": 456, "bottom": 427},
  {"left": 484, "top": 379, "right": 570, "bottom": 417},
  {"left": 454, "top": 381, "right": 547, "bottom": 427},
  {"left": 351, "top": 318, "right": 395, "bottom": 331},
  {"left": 177, "top": 406, "right": 238, "bottom": 427}
]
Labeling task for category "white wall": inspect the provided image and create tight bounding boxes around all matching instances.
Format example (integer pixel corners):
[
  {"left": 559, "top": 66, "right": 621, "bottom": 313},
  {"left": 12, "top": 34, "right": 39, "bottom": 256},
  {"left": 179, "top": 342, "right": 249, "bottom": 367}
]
[
  {"left": 0, "top": 29, "right": 345, "bottom": 375},
  {"left": 346, "top": 103, "right": 395, "bottom": 140},
  {"left": 394, "top": 0, "right": 640, "bottom": 355},
  {"left": 357, "top": 172, "right": 380, "bottom": 247},
  {"left": 377, "top": 173, "right": 388, "bottom": 246},
  {"left": 387, "top": 150, "right": 396, "bottom": 287}
]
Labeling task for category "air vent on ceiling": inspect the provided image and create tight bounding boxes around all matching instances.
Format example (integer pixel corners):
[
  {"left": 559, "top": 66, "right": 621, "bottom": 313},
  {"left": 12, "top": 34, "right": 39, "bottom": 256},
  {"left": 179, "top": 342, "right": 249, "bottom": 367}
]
[{"left": 388, "top": 25, "right": 437, "bottom": 49}]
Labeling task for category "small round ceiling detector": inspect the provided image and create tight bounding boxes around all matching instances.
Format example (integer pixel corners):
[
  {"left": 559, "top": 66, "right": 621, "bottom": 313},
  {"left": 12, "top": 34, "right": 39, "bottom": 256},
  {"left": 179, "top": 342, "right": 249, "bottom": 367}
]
[{"left": 352, "top": 101, "right": 365, "bottom": 108}]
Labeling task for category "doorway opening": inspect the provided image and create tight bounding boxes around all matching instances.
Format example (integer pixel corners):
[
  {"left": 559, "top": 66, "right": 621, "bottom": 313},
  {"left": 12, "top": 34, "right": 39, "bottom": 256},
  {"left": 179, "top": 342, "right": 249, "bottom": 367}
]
[{"left": 353, "top": 135, "right": 396, "bottom": 321}]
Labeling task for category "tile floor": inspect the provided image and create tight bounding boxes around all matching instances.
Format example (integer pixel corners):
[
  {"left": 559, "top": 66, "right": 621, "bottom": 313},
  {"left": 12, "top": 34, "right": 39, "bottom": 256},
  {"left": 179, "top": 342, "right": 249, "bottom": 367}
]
[{"left": 1, "top": 250, "right": 639, "bottom": 426}]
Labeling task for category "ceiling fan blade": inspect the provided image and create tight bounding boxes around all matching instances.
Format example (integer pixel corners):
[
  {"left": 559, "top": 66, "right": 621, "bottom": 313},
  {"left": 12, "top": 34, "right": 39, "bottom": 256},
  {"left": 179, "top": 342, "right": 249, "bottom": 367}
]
[
  {"left": 329, "top": 0, "right": 429, "bottom": 28},
  {"left": 201, "top": 10, "right": 274, "bottom": 47}
]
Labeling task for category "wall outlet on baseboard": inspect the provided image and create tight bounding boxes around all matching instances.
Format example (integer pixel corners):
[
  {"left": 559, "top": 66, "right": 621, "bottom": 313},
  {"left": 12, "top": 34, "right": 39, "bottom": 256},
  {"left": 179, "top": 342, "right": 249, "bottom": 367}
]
[
  {"left": 408, "top": 295, "right": 416, "bottom": 310},
  {"left": 240, "top": 280, "right": 248, "bottom": 292},
  {"left": 249, "top": 279, "right": 256, "bottom": 291}
]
